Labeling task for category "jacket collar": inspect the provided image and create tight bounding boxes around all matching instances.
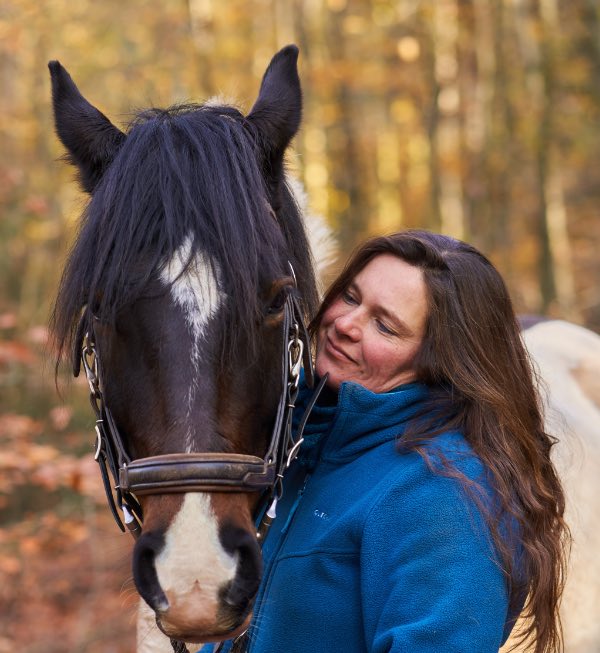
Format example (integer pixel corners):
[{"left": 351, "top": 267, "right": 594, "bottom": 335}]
[{"left": 293, "top": 373, "right": 430, "bottom": 465}]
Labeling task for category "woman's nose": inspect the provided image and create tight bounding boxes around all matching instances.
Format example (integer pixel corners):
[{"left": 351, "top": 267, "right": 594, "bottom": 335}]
[{"left": 334, "top": 310, "right": 361, "bottom": 341}]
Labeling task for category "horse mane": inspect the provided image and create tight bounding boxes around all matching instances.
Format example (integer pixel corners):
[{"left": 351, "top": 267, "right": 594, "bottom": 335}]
[{"left": 51, "top": 102, "right": 319, "bottom": 365}]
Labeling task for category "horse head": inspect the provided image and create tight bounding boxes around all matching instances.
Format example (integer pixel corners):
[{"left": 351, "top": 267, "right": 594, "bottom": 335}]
[{"left": 49, "top": 46, "right": 319, "bottom": 643}]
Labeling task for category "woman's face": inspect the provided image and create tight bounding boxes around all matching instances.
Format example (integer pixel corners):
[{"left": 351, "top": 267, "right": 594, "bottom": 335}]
[{"left": 315, "top": 254, "right": 428, "bottom": 393}]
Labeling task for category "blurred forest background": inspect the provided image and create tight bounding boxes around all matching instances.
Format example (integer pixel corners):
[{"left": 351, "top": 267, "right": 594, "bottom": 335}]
[{"left": 1, "top": 0, "right": 599, "bottom": 651}]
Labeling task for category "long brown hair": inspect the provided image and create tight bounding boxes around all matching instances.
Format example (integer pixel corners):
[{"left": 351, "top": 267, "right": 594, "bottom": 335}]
[{"left": 311, "top": 231, "right": 569, "bottom": 653}]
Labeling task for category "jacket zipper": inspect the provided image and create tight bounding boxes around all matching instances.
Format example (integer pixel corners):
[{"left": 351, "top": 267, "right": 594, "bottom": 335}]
[{"left": 246, "top": 472, "right": 311, "bottom": 653}]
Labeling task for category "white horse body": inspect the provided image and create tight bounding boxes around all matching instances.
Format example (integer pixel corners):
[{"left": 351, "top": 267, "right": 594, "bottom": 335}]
[{"left": 506, "top": 320, "right": 600, "bottom": 652}]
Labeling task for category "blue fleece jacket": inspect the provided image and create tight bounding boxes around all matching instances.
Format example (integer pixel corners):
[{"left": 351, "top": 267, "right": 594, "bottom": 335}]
[{"left": 201, "top": 379, "right": 516, "bottom": 653}]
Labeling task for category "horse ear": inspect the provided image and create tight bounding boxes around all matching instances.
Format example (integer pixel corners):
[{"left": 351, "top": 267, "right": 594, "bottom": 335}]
[
  {"left": 247, "top": 45, "right": 302, "bottom": 172},
  {"left": 48, "top": 61, "right": 126, "bottom": 193}
]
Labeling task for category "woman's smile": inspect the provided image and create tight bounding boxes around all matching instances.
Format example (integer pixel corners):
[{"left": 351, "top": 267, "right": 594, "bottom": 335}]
[{"left": 324, "top": 335, "right": 355, "bottom": 363}]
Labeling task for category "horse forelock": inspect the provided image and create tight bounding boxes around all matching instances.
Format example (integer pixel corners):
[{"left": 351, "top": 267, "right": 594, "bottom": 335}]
[{"left": 52, "top": 101, "right": 315, "bottom": 366}]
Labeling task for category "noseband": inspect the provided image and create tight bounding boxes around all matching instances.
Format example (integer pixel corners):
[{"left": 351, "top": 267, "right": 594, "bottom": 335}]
[{"left": 78, "top": 292, "right": 320, "bottom": 539}]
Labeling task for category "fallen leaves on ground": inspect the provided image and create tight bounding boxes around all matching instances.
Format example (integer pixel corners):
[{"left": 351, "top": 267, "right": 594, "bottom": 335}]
[{"left": 0, "top": 477, "right": 137, "bottom": 653}]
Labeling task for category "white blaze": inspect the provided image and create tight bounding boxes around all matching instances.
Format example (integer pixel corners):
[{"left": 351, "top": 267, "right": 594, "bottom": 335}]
[
  {"left": 160, "top": 234, "right": 223, "bottom": 350},
  {"left": 160, "top": 236, "right": 224, "bottom": 452},
  {"left": 153, "top": 242, "right": 238, "bottom": 635},
  {"left": 154, "top": 493, "right": 238, "bottom": 612}
]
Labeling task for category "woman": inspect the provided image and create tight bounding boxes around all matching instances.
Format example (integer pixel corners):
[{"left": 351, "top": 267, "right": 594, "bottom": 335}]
[{"left": 206, "top": 231, "right": 568, "bottom": 653}]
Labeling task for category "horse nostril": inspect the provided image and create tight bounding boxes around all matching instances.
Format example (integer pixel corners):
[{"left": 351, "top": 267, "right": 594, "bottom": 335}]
[
  {"left": 219, "top": 525, "right": 263, "bottom": 613},
  {"left": 133, "top": 531, "right": 169, "bottom": 613}
]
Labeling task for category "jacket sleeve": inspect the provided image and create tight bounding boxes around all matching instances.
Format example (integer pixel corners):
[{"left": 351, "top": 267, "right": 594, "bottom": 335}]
[{"left": 359, "top": 456, "right": 510, "bottom": 653}]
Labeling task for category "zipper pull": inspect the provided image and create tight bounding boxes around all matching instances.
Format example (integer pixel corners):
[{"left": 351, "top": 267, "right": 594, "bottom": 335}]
[
  {"left": 267, "top": 497, "right": 278, "bottom": 519},
  {"left": 257, "top": 496, "right": 278, "bottom": 542}
]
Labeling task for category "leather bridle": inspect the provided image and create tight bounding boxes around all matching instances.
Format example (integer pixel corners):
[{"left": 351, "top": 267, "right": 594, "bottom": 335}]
[
  {"left": 77, "top": 291, "right": 324, "bottom": 540},
  {"left": 76, "top": 286, "right": 329, "bottom": 653}
]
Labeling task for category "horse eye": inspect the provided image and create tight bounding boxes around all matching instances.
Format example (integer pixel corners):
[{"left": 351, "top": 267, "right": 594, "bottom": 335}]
[{"left": 267, "top": 290, "right": 287, "bottom": 315}]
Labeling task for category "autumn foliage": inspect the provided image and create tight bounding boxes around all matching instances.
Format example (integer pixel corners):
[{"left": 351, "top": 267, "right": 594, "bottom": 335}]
[
  {"left": 1, "top": 0, "right": 600, "bottom": 651},
  {"left": 0, "top": 318, "right": 135, "bottom": 652}
]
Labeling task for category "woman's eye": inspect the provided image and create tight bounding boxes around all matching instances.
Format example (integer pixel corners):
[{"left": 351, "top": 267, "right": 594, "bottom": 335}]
[
  {"left": 342, "top": 291, "right": 358, "bottom": 305},
  {"left": 376, "top": 320, "right": 395, "bottom": 336}
]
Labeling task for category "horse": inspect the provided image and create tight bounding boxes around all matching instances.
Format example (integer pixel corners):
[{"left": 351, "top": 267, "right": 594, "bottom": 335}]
[{"left": 49, "top": 46, "right": 330, "bottom": 651}]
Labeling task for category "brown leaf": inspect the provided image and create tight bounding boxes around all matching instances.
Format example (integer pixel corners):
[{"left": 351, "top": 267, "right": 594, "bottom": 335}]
[
  {"left": 26, "top": 325, "right": 49, "bottom": 345},
  {"left": 49, "top": 405, "right": 73, "bottom": 431},
  {"left": 0, "top": 341, "right": 36, "bottom": 365},
  {"left": 0, "top": 556, "right": 21, "bottom": 575},
  {"left": 0, "top": 414, "right": 43, "bottom": 439},
  {"left": 0, "top": 313, "right": 17, "bottom": 329},
  {"left": 24, "top": 444, "right": 60, "bottom": 465},
  {"left": 20, "top": 536, "right": 41, "bottom": 555}
]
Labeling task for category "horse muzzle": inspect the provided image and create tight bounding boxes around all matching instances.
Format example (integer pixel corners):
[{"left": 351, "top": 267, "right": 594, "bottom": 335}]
[{"left": 132, "top": 492, "right": 261, "bottom": 641}]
